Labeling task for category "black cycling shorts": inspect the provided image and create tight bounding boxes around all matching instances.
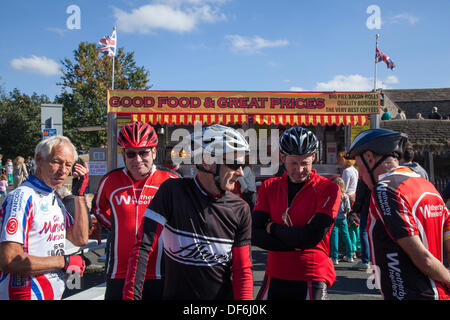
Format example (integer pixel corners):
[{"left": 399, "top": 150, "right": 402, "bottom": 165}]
[{"left": 257, "top": 275, "right": 328, "bottom": 300}]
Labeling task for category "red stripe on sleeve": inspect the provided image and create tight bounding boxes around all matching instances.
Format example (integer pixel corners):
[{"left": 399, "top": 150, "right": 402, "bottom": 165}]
[{"left": 231, "top": 245, "right": 253, "bottom": 300}]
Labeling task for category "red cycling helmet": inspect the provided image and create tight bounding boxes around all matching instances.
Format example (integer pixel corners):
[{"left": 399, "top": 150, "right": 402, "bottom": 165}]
[{"left": 117, "top": 121, "right": 158, "bottom": 148}]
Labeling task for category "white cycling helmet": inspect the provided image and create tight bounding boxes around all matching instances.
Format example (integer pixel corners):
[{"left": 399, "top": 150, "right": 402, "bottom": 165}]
[
  {"left": 187, "top": 124, "right": 249, "bottom": 194},
  {"left": 189, "top": 124, "right": 250, "bottom": 158}
]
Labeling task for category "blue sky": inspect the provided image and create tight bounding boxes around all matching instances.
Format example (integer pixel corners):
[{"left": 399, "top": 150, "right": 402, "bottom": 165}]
[{"left": 1, "top": 0, "right": 450, "bottom": 100}]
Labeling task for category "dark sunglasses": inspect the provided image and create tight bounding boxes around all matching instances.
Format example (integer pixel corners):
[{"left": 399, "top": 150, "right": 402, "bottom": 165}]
[
  {"left": 125, "top": 150, "right": 151, "bottom": 159},
  {"left": 223, "top": 159, "right": 245, "bottom": 171}
]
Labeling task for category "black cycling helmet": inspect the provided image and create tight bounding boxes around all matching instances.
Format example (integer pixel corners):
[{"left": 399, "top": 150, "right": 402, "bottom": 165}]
[
  {"left": 346, "top": 128, "right": 408, "bottom": 186},
  {"left": 346, "top": 128, "right": 408, "bottom": 159},
  {"left": 279, "top": 126, "right": 318, "bottom": 156}
]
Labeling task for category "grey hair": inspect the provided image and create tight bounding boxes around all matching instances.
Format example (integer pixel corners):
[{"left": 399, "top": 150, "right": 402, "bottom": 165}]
[
  {"left": 55, "top": 185, "right": 71, "bottom": 198},
  {"left": 35, "top": 135, "right": 78, "bottom": 162}
]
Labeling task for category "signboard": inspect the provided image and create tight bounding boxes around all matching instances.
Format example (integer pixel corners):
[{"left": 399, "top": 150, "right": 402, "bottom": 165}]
[
  {"left": 88, "top": 161, "right": 108, "bottom": 176},
  {"left": 41, "top": 103, "right": 63, "bottom": 135},
  {"left": 42, "top": 128, "right": 57, "bottom": 139},
  {"left": 351, "top": 124, "right": 371, "bottom": 143},
  {"left": 326, "top": 142, "right": 337, "bottom": 164},
  {"left": 107, "top": 90, "right": 380, "bottom": 116}
]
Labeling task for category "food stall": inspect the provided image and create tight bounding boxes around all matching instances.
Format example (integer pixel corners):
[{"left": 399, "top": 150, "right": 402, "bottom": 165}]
[{"left": 106, "top": 90, "right": 378, "bottom": 178}]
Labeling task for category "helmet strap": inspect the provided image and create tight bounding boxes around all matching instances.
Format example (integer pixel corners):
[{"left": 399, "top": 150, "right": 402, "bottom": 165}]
[
  {"left": 196, "top": 164, "right": 226, "bottom": 194},
  {"left": 361, "top": 153, "right": 389, "bottom": 186}
]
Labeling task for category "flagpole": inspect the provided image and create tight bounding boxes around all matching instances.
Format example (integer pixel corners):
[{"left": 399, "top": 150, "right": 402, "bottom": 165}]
[
  {"left": 111, "top": 27, "right": 116, "bottom": 90},
  {"left": 108, "top": 26, "right": 117, "bottom": 172},
  {"left": 374, "top": 33, "right": 379, "bottom": 91},
  {"left": 371, "top": 33, "right": 380, "bottom": 129}
]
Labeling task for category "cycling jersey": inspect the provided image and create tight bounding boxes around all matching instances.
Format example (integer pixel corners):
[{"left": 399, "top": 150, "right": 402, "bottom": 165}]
[
  {"left": 368, "top": 166, "right": 450, "bottom": 300},
  {"left": 253, "top": 170, "right": 340, "bottom": 287},
  {"left": 0, "top": 175, "right": 73, "bottom": 300},
  {"left": 92, "top": 165, "right": 179, "bottom": 280},
  {"left": 123, "top": 176, "right": 253, "bottom": 300}
]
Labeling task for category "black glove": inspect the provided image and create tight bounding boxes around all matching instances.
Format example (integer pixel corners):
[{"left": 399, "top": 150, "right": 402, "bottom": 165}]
[{"left": 72, "top": 159, "right": 89, "bottom": 196}]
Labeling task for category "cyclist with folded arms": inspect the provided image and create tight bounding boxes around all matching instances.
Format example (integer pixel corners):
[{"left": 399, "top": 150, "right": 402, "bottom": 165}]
[
  {"left": 252, "top": 126, "right": 340, "bottom": 300},
  {"left": 123, "top": 124, "right": 253, "bottom": 300},
  {"left": 92, "top": 121, "right": 179, "bottom": 300}
]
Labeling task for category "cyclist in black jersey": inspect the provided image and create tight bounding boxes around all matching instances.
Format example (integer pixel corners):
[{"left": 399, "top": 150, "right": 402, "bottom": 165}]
[{"left": 123, "top": 125, "right": 254, "bottom": 300}]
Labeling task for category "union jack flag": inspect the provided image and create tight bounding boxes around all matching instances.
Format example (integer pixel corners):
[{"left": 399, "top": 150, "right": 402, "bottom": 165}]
[
  {"left": 97, "top": 28, "right": 117, "bottom": 57},
  {"left": 376, "top": 47, "right": 395, "bottom": 70}
]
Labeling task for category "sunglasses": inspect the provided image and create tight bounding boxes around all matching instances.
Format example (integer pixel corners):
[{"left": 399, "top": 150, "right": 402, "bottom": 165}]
[
  {"left": 223, "top": 159, "right": 245, "bottom": 171},
  {"left": 125, "top": 150, "right": 152, "bottom": 159}
]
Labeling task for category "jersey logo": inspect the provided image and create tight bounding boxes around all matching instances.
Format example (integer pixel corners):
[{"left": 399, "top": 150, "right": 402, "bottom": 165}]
[
  {"left": 114, "top": 195, "right": 154, "bottom": 206},
  {"left": 418, "top": 204, "right": 445, "bottom": 219},
  {"left": 375, "top": 181, "right": 392, "bottom": 216},
  {"left": 386, "top": 252, "right": 406, "bottom": 300},
  {"left": 115, "top": 195, "right": 132, "bottom": 205},
  {"left": 163, "top": 225, "right": 233, "bottom": 267},
  {"left": 40, "top": 201, "right": 50, "bottom": 214},
  {"left": 6, "top": 218, "right": 18, "bottom": 235},
  {"left": 11, "top": 274, "right": 29, "bottom": 288}
]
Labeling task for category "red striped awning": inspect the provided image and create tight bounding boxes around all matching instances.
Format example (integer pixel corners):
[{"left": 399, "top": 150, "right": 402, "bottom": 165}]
[
  {"left": 253, "top": 114, "right": 369, "bottom": 126},
  {"left": 132, "top": 113, "right": 249, "bottom": 125},
  {"left": 131, "top": 113, "right": 368, "bottom": 126}
]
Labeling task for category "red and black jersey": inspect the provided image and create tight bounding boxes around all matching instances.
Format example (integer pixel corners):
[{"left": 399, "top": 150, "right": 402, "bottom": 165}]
[
  {"left": 92, "top": 165, "right": 179, "bottom": 280},
  {"left": 368, "top": 166, "right": 450, "bottom": 300},
  {"left": 123, "top": 176, "right": 253, "bottom": 300},
  {"left": 253, "top": 170, "right": 341, "bottom": 287}
]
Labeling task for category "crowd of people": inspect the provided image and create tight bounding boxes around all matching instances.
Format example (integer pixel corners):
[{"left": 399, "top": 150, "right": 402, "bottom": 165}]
[
  {"left": 0, "top": 155, "right": 36, "bottom": 193},
  {"left": 0, "top": 121, "right": 449, "bottom": 301},
  {"left": 382, "top": 105, "right": 450, "bottom": 120}
]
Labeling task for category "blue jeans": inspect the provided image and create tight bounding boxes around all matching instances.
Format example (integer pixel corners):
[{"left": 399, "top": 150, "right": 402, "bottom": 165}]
[
  {"left": 359, "top": 212, "right": 370, "bottom": 264},
  {"left": 330, "top": 218, "right": 352, "bottom": 259}
]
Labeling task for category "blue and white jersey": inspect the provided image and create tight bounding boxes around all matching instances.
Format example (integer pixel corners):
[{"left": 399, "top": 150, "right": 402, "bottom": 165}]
[{"left": 0, "top": 175, "right": 73, "bottom": 300}]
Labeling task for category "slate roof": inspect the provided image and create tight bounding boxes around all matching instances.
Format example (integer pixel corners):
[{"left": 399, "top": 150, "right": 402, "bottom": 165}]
[
  {"left": 381, "top": 119, "right": 450, "bottom": 153},
  {"left": 382, "top": 88, "right": 450, "bottom": 102}
]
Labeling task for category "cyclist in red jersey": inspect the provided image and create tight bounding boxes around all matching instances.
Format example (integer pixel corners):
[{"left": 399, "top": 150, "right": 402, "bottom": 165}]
[
  {"left": 92, "top": 122, "right": 179, "bottom": 300},
  {"left": 122, "top": 124, "right": 253, "bottom": 300},
  {"left": 252, "top": 126, "right": 341, "bottom": 300},
  {"left": 347, "top": 128, "right": 450, "bottom": 300}
]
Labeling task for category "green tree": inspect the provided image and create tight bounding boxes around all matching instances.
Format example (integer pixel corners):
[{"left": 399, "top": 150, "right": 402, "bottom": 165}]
[
  {"left": 0, "top": 88, "right": 51, "bottom": 160},
  {"left": 56, "top": 42, "right": 151, "bottom": 149}
]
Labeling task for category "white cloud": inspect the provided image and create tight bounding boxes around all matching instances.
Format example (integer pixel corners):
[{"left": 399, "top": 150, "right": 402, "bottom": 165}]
[
  {"left": 10, "top": 56, "right": 60, "bottom": 76},
  {"left": 113, "top": 1, "right": 226, "bottom": 34},
  {"left": 315, "top": 74, "right": 374, "bottom": 91},
  {"left": 289, "top": 74, "right": 399, "bottom": 92},
  {"left": 289, "top": 86, "right": 306, "bottom": 91},
  {"left": 314, "top": 74, "right": 399, "bottom": 91},
  {"left": 384, "top": 75, "right": 399, "bottom": 85},
  {"left": 390, "top": 13, "right": 419, "bottom": 25},
  {"left": 46, "top": 27, "right": 68, "bottom": 36},
  {"left": 225, "top": 35, "right": 289, "bottom": 54}
]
